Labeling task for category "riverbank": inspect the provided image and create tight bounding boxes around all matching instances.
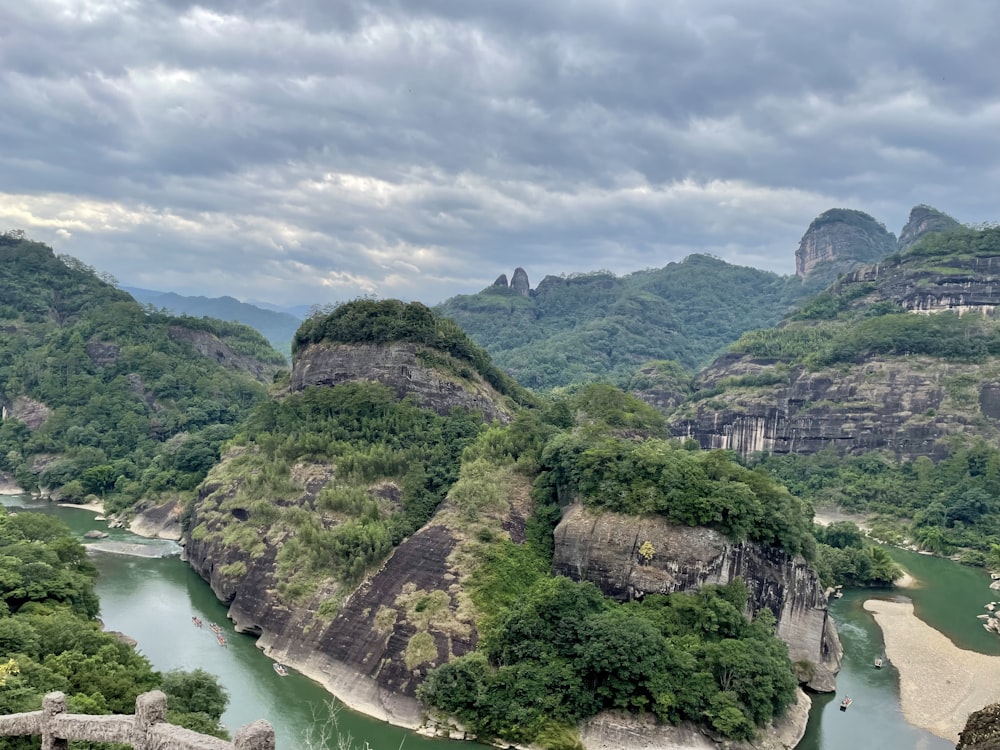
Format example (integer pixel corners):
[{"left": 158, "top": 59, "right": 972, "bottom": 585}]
[{"left": 863, "top": 599, "right": 1000, "bottom": 742}]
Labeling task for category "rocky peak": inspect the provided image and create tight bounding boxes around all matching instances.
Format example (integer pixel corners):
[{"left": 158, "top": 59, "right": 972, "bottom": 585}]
[
  {"left": 492, "top": 273, "right": 509, "bottom": 288},
  {"left": 898, "top": 204, "right": 961, "bottom": 251},
  {"left": 511, "top": 267, "right": 530, "bottom": 296},
  {"left": 795, "top": 208, "right": 897, "bottom": 287}
]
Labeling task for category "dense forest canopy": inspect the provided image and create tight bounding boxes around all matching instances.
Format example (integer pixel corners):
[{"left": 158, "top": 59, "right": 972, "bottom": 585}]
[
  {"left": 436, "top": 255, "right": 806, "bottom": 389},
  {"left": 0, "top": 235, "right": 283, "bottom": 512}
]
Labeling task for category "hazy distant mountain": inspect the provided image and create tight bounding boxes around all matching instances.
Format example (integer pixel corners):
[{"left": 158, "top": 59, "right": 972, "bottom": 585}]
[{"left": 123, "top": 287, "right": 300, "bottom": 359}]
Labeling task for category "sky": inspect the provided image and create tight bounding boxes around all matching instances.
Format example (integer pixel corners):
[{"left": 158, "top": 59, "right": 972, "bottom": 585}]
[{"left": 2, "top": 1, "right": 999, "bottom": 309}]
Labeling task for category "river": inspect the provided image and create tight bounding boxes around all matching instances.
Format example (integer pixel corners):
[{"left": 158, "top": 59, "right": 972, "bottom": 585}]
[
  {"left": 5, "top": 495, "right": 1000, "bottom": 749},
  {"left": 1, "top": 495, "right": 481, "bottom": 750}
]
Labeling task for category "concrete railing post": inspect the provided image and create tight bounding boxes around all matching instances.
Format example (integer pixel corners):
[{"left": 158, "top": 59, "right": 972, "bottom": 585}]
[
  {"left": 40, "top": 692, "right": 68, "bottom": 750},
  {"left": 131, "top": 691, "right": 168, "bottom": 750},
  {"left": 233, "top": 720, "right": 276, "bottom": 750}
]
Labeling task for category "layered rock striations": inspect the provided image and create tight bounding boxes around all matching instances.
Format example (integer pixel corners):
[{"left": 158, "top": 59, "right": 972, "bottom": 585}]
[
  {"left": 669, "top": 354, "right": 1000, "bottom": 460},
  {"left": 290, "top": 341, "right": 514, "bottom": 423},
  {"left": 795, "top": 208, "right": 896, "bottom": 287},
  {"left": 553, "top": 504, "right": 842, "bottom": 692}
]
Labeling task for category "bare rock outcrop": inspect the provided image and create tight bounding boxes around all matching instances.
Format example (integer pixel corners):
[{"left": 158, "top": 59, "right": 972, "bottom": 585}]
[
  {"left": 510, "top": 267, "right": 531, "bottom": 296},
  {"left": 897, "top": 204, "right": 960, "bottom": 251},
  {"left": 553, "top": 504, "right": 841, "bottom": 692},
  {"left": 168, "top": 325, "right": 282, "bottom": 382},
  {"left": 1, "top": 395, "right": 51, "bottom": 431},
  {"left": 492, "top": 273, "right": 509, "bottom": 287},
  {"left": 959, "top": 702, "right": 1000, "bottom": 750},
  {"left": 580, "top": 688, "right": 810, "bottom": 750},
  {"left": 290, "top": 341, "right": 513, "bottom": 423},
  {"left": 795, "top": 208, "right": 896, "bottom": 287}
]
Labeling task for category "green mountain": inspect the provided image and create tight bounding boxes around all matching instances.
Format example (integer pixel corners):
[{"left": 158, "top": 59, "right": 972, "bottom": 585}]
[
  {"left": 124, "top": 286, "right": 301, "bottom": 360},
  {"left": 668, "top": 224, "right": 1000, "bottom": 562},
  {"left": 0, "top": 233, "right": 286, "bottom": 512},
  {"left": 436, "top": 255, "right": 807, "bottom": 389}
]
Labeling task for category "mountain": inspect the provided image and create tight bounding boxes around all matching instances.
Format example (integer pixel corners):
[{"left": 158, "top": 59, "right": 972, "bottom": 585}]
[
  {"left": 794, "top": 208, "right": 897, "bottom": 288},
  {"left": 670, "top": 224, "right": 1000, "bottom": 461},
  {"left": 0, "top": 233, "right": 285, "bottom": 511},
  {"left": 182, "top": 300, "right": 825, "bottom": 749},
  {"left": 438, "top": 205, "right": 959, "bottom": 391},
  {"left": 123, "top": 286, "right": 300, "bottom": 360},
  {"left": 436, "top": 255, "right": 806, "bottom": 389}
]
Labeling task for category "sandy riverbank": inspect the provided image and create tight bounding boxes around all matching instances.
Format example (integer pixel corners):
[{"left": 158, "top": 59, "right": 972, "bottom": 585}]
[
  {"left": 863, "top": 599, "right": 1000, "bottom": 742},
  {"left": 56, "top": 500, "right": 106, "bottom": 515}
]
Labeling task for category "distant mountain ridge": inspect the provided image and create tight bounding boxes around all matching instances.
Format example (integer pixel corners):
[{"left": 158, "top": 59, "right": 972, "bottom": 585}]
[{"left": 123, "top": 286, "right": 301, "bottom": 360}]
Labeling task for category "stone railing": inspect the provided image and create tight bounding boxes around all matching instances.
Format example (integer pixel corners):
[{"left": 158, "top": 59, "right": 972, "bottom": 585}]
[{"left": 0, "top": 691, "right": 274, "bottom": 750}]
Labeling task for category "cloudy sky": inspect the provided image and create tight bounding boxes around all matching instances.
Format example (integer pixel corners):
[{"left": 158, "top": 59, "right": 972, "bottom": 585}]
[{"left": 1, "top": 1, "right": 998, "bottom": 308}]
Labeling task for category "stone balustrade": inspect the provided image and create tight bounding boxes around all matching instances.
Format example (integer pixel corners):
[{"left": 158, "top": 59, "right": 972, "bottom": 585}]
[{"left": 0, "top": 691, "right": 274, "bottom": 750}]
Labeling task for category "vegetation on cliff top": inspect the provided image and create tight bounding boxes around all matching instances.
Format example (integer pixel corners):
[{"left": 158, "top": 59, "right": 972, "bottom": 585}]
[
  {"left": 420, "top": 386, "right": 803, "bottom": 745},
  {"left": 0, "top": 234, "right": 283, "bottom": 513},
  {"left": 293, "top": 298, "right": 534, "bottom": 405},
  {"left": 0, "top": 506, "right": 229, "bottom": 744},
  {"left": 192, "top": 381, "right": 482, "bottom": 601}
]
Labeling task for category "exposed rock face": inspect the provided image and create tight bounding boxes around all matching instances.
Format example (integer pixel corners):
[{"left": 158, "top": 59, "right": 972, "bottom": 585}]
[
  {"left": 553, "top": 504, "right": 842, "bottom": 692},
  {"left": 628, "top": 362, "right": 693, "bottom": 413},
  {"left": 510, "top": 267, "right": 530, "bottom": 296},
  {"left": 85, "top": 339, "right": 121, "bottom": 367},
  {"left": 959, "top": 703, "right": 1000, "bottom": 750},
  {"left": 290, "top": 341, "right": 513, "bottom": 423},
  {"left": 492, "top": 273, "right": 508, "bottom": 287},
  {"left": 795, "top": 208, "right": 896, "bottom": 286},
  {"left": 670, "top": 354, "right": 1000, "bottom": 460},
  {"left": 1, "top": 395, "right": 51, "bottom": 431},
  {"left": 580, "top": 688, "right": 810, "bottom": 750},
  {"left": 841, "top": 253, "right": 1000, "bottom": 315},
  {"left": 167, "top": 325, "right": 282, "bottom": 382},
  {"left": 129, "top": 498, "right": 182, "bottom": 541},
  {"left": 184, "top": 457, "right": 531, "bottom": 730},
  {"left": 897, "top": 204, "right": 960, "bottom": 251}
]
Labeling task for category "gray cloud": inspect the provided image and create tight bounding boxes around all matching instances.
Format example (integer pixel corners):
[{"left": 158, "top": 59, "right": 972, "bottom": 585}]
[{"left": 1, "top": 0, "right": 999, "bottom": 307}]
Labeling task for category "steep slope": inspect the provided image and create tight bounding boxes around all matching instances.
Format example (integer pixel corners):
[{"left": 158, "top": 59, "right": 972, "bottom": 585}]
[
  {"left": 0, "top": 233, "right": 284, "bottom": 511},
  {"left": 794, "top": 208, "right": 897, "bottom": 288},
  {"left": 897, "top": 204, "right": 961, "bottom": 251},
  {"left": 670, "top": 225, "right": 1000, "bottom": 462}
]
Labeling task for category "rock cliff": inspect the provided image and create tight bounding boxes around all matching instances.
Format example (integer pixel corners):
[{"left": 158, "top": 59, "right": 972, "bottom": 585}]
[
  {"left": 670, "top": 354, "right": 1000, "bottom": 460},
  {"left": 290, "top": 341, "right": 514, "bottom": 423},
  {"left": 167, "top": 326, "right": 283, "bottom": 382},
  {"left": 897, "top": 204, "right": 960, "bottom": 251},
  {"left": 671, "top": 246, "right": 1000, "bottom": 461},
  {"left": 184, "top": 457, "right": 534, "bottom": 730},
  {"left": 553, "top": 504, "right": 842, "bottom": 692},
  {"left": 959, "top": 703, "right": 1000, "bottom": 750},
  {"left": 794, "top": 208, "right": 896, "bottom": 287}
]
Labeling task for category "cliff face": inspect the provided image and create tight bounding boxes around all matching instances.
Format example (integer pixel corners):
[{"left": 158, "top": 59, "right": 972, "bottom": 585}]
[
  {"left": 959, "top": 703, "right": 1000, "bottom": 750},
  {"left": 552, "top": 504, "right": 842, "bottom": 692},
  {"left": 670, "top": 354, "right": 1000, "bottom": 460},
  {"left": 290, "top": 341, "right": 513, "bottom": 423},
  {"left": 184, "top": 465, "right": 478, "bottom": 727},
  {"left": 897, "top": 204, "right": 960, "bottom": 251},
  {"left": 672, "top": 251, "right": 1000, "bottom": 461},
  {"left": 795, "top": 209, "right": 896, "bottom": 287}
]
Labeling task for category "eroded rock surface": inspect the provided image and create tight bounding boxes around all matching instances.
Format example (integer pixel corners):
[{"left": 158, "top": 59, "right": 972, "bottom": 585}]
[
  {"left": 553, "top": 504, "right": 841, "bottom": 692},
  {"left": 290, "top": 341, "right": 513, "bottom": 423},
  {"left": 897, "top": 204, "right": 960, "bottom": 252},
  {"left": 1, "top": 395, "right": 51, "bottom": 431},
  {"left": 168, "top": 325, "right": 282, "bottom": 382},
  {"left": 795, "top": 208, "right": 896, "bottom": 287}
]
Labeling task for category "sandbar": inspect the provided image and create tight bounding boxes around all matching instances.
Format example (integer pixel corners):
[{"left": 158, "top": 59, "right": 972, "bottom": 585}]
[{"left": 863, "top": 599, "right": 1000, "bottom": 742}]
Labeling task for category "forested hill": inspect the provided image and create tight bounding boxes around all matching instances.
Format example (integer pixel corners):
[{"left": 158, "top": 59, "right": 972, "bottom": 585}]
[
  {"left": 0, "top": 233, "right": 286, "bottom": 512},
  {"left": 124, "top": 286, "right": 300, "bottom": 361},
  {"left": 435, "top": 255, "right": 807, "bottom": 389}
]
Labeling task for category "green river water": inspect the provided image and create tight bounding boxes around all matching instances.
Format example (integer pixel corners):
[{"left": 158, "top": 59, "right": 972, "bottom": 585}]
[{"left": 5, "top": 494, "right": 1000, "bottom": 749}]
